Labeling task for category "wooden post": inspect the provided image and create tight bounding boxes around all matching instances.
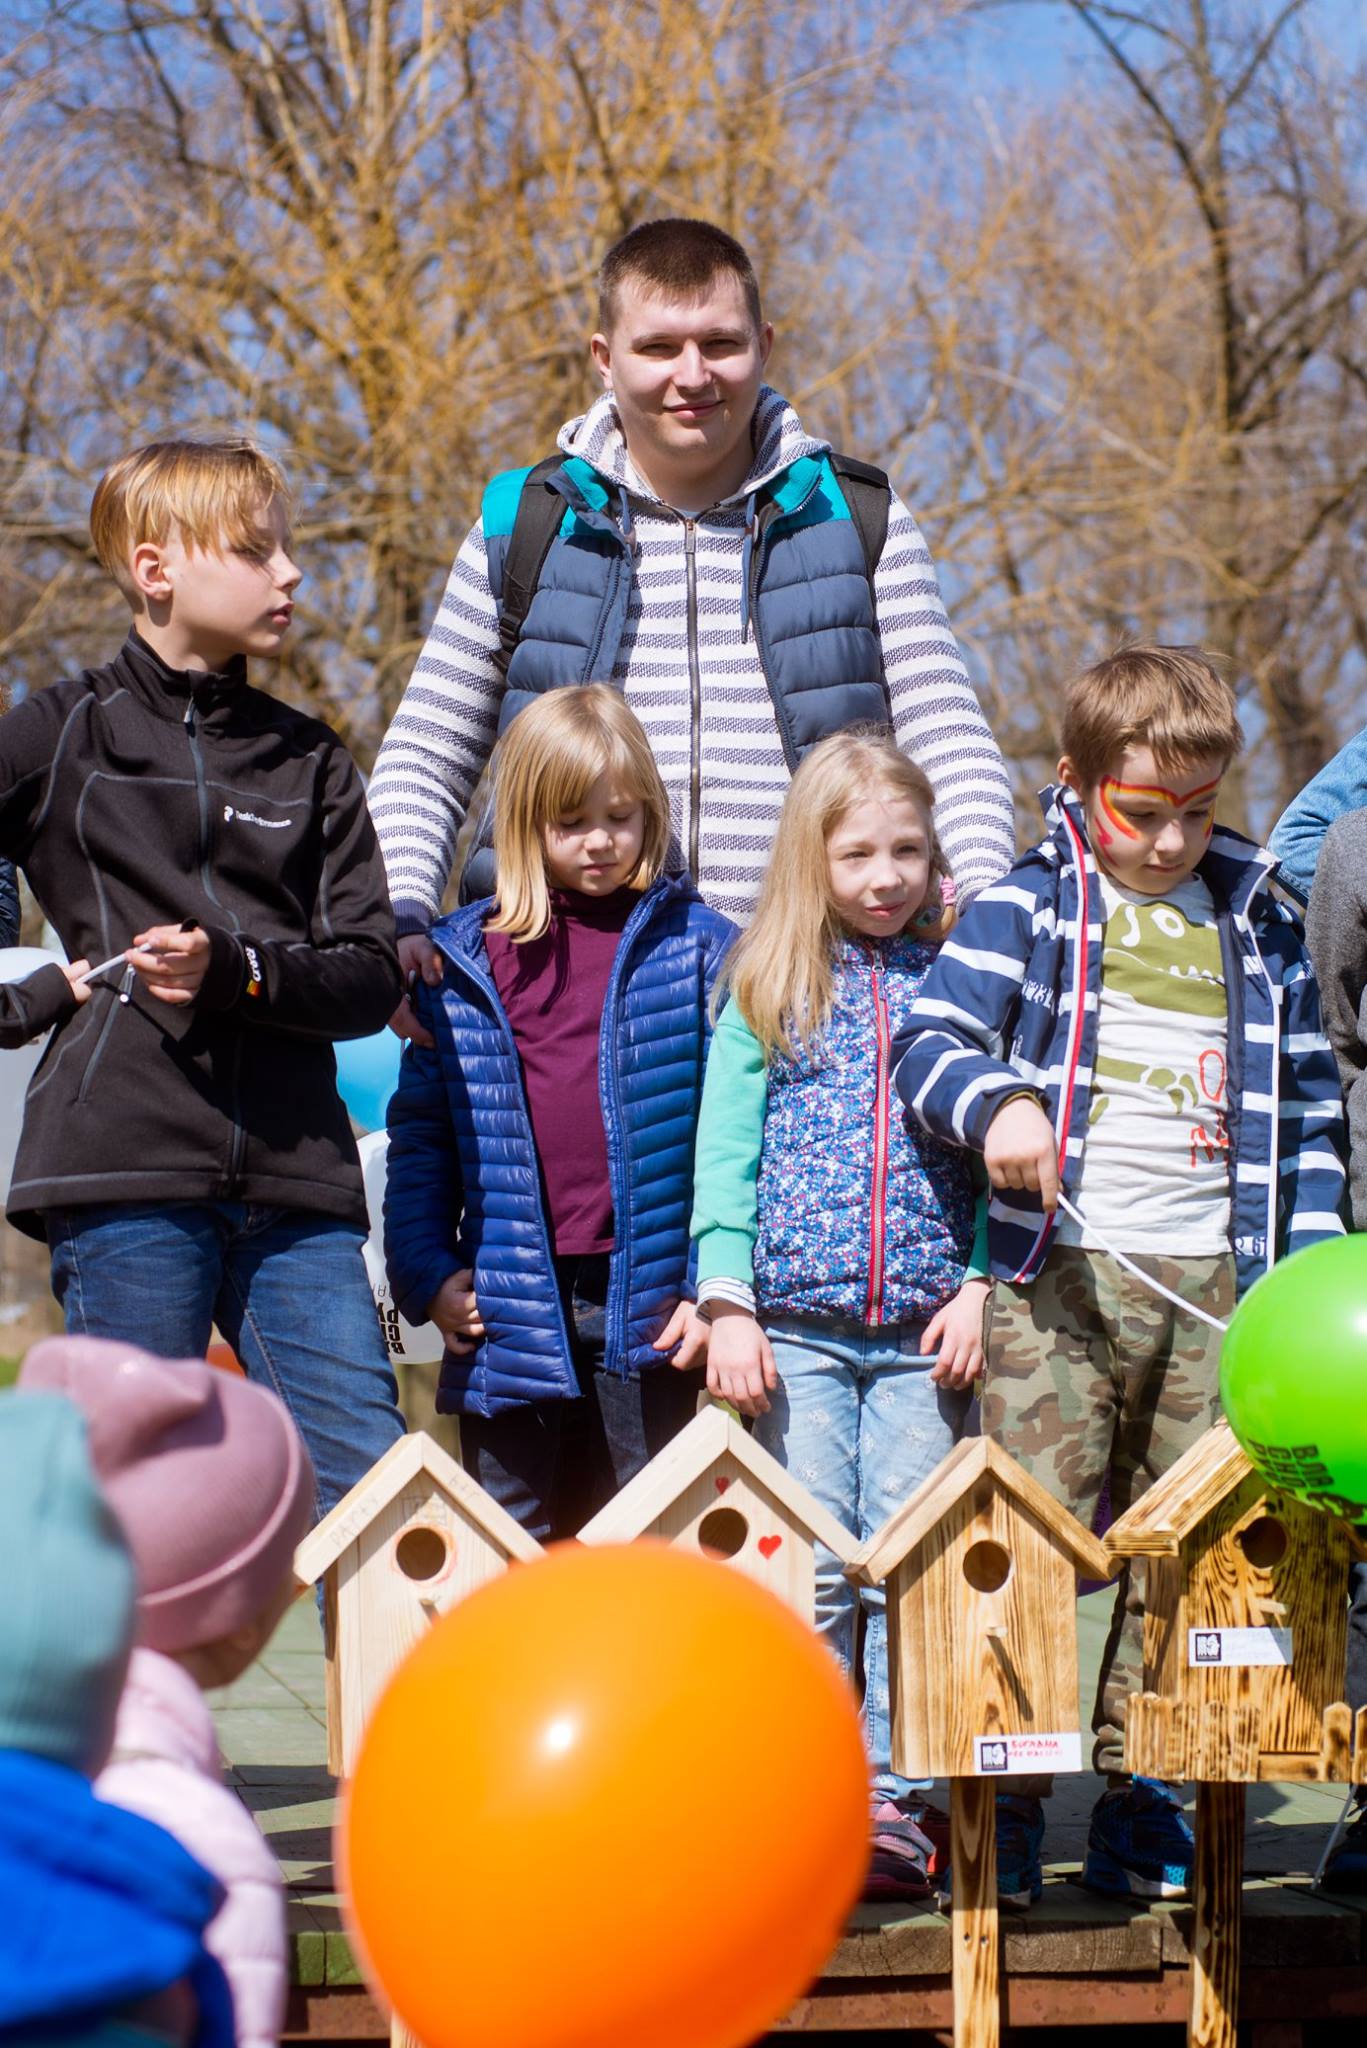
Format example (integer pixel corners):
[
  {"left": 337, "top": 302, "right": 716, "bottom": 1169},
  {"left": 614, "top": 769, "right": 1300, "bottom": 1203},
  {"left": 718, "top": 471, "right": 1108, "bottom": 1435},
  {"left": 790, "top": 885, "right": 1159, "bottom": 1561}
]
[
  {"left": 950, "top": 1776, "right": 999, "bottom": 2048},
  {"left": 1189, "top": 1780, "right": 1244, "bottom": 2048}
]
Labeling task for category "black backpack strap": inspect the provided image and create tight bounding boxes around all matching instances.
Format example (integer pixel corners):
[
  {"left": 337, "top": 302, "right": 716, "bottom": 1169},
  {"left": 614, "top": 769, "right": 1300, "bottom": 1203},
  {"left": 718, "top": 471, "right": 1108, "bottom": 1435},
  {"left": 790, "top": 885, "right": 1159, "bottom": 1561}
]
[
  {"left": 827, "top": 450, "right": 892, "bottom": 586},
  {"left": 492, "top": 456, "right": 566, "bottom": 681}
]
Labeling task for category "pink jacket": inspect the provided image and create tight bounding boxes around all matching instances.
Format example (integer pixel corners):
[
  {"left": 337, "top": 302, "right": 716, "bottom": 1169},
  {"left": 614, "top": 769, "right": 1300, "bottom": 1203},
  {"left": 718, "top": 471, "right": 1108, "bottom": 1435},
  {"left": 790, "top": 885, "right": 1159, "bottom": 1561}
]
[{"left": 97, "top": 1648, "right": 287, "bottom": 2048}]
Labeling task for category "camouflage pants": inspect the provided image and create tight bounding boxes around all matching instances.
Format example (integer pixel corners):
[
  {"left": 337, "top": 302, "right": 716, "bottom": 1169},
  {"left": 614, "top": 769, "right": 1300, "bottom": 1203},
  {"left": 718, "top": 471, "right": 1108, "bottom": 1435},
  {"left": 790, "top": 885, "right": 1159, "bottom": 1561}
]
[{"left": 983, "top": 1245, "right": 1234, "bottom": 1786}]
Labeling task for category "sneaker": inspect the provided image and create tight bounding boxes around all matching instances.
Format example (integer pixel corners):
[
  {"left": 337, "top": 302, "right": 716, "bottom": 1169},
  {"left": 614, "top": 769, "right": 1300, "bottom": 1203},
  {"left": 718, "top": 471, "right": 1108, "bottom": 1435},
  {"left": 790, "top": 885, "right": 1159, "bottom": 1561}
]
[
  {"left": 904, "top": 1796, "right": 951, "bottom": 1882},
  {"left": 863, "top": 1799, "right": 935, "bottom": 1901},
  {"left": 935, "top": 1792, "right": 1044, "bottom": 1911},
  {"left": 993, "top": 1792, "right": 1045, "bottom": 1909},
  {"left": 1320, "top": 1798, "right": 1367, "bottom": 1892},
  {"left": 1082, "top": 1778, "right": 1193, "bottom": 1900}
]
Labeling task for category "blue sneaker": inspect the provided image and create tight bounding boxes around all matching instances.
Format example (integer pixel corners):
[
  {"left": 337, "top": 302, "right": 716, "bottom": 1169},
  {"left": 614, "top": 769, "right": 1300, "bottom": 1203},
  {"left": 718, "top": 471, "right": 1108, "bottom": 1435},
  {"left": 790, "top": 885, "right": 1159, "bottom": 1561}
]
[
  {"left": 1082, "top": 1778, "right": 1193, "bottom": 1900},
  {"left": 1320, "top": 1798, "right": 1367, "bottom": 1892},
  {"left": 937, "top": 1793, "right": 1044, "bottom": 1911}
]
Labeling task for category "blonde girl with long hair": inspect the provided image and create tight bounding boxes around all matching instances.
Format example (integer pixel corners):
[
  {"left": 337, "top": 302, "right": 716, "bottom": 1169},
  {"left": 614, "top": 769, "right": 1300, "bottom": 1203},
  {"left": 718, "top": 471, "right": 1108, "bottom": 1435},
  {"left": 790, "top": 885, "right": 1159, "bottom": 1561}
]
[
  {"left": 689, "top": 727, "right": 988, "bottom": 1898},
  {"left": 386, "top": 685, "right": 736, "bottom": 1541}
]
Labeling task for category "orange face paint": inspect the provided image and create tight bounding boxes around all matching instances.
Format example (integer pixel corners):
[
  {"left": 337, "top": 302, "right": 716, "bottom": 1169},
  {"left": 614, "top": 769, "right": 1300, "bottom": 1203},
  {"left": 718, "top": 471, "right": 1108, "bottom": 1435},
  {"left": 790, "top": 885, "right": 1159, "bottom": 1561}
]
[{"left": 1097, "top": 774, "right": 1221, "bottom": 841}]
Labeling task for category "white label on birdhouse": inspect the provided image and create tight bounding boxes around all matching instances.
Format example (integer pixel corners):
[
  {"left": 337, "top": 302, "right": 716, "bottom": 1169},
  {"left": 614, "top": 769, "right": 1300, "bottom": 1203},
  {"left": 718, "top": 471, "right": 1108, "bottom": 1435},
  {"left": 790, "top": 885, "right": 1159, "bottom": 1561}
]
[
  {"left": 1187, "top": 1626, "right": 1292, "bottom": 1668},
  {"left": 972, "top": 1732, "right": 1083, "bottom": 1775}
]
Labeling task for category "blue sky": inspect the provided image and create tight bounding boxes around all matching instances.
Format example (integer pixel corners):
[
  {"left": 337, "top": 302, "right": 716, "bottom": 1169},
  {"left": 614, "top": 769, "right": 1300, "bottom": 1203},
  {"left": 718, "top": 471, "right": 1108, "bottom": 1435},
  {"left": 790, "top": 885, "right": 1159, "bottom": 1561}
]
[{"left": 934, "top": 0, "right": 1366, "bottom": 99}]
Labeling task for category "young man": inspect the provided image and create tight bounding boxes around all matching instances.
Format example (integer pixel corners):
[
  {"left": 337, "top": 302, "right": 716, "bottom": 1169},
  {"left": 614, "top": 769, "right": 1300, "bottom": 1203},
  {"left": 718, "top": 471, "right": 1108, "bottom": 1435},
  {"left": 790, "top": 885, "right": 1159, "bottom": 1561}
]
[
  {"left": 368, "top": 216, "right": 1013, "bottom": 1044},
  {"left": 0, "top": 439, "right": 405, "bottom": 1514},
  {"left": 895, "top": 645, "right": 1346, "bottom": 1906}
]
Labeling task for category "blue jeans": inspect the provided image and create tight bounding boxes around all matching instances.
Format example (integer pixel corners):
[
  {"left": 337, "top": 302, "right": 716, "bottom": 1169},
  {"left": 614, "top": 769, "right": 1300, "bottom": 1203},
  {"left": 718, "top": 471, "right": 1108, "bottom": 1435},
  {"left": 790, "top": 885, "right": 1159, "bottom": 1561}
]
[
  {"left": 756, "top": 1315, "right": 975, "bottom": 1801},
  {"left": 47, "top": 1201, "right": 405, "bottom": 1519},
  {"left": 460, "top": 1254, "right": 704, "bottom": 1543}
]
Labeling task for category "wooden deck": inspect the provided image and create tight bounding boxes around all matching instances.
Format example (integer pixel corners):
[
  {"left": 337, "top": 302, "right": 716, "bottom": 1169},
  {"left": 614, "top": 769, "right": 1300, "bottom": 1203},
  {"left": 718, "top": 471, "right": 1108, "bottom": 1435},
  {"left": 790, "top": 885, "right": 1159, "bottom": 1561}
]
[{"left": 215, "top": 1591, "right": 1367, "bottom": 2041}]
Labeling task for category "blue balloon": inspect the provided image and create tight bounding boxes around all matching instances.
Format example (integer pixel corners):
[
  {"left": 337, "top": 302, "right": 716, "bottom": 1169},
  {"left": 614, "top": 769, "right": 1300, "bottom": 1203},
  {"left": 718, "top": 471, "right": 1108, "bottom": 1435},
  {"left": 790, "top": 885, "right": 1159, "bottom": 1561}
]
[{"left": 335, "top": 1028, "right": 403, "bottom": 1133}]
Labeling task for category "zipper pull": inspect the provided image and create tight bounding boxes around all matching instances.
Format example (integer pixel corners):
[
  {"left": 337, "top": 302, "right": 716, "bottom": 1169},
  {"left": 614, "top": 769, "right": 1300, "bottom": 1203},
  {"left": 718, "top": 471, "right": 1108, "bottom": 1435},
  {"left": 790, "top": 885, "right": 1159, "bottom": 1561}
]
[
  {"left": 183, "top": 692, "right": 196, "bottom": 736},
  {"left": 117, "top": 964, "right": 136, "bottom": 1006}
]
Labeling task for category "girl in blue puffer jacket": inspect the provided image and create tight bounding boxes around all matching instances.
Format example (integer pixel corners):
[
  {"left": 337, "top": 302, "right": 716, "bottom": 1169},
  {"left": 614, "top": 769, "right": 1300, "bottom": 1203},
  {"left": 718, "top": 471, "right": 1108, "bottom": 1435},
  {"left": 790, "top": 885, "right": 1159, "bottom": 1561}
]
[
  {"left": 690, "top": 728, "right": 989, "bottom": 1899},
  {"left": 385, "top": 685, "right": 735, "bottom": 1541}
]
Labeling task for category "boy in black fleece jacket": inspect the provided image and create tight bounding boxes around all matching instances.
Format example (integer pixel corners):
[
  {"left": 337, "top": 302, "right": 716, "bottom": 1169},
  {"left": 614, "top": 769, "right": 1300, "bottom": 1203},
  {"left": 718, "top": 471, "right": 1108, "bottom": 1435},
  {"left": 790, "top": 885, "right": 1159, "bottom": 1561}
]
[{"left": 0, "top": 439, "right": 404, "bottom": 1513}]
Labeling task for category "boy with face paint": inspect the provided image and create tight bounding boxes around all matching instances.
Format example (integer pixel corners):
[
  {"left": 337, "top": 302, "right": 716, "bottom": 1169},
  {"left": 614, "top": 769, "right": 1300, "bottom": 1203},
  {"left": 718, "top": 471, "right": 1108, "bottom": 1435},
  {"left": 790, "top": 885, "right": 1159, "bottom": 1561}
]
[{"left": 893, "top": 645, "right": 1346, "bottom": 1909}]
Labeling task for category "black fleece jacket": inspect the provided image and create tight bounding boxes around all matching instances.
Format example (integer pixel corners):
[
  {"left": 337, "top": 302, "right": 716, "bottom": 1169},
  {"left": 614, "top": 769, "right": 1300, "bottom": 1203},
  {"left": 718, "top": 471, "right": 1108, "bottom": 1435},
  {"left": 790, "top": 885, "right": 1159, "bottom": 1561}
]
[{"left": 0, "top": 632, "right": 401, "bottom": 1237}]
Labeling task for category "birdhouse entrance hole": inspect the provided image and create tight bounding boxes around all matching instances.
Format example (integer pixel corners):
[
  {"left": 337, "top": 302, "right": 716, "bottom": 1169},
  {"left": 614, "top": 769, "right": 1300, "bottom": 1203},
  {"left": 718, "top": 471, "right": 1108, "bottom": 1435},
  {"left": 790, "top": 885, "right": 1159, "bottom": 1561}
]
[
  {"left": 1236, "top": 1515, "right": 1288, "bottom": 1570},
  {"left": 697, "top": 1507, "right": 748, "bottom": 1559},
  {"left": 962, "top": 1539, "right": 1012, "bottom": 1593},
  {"left": 395, "top": 1526, "right": 450, "bottom": 1581}
]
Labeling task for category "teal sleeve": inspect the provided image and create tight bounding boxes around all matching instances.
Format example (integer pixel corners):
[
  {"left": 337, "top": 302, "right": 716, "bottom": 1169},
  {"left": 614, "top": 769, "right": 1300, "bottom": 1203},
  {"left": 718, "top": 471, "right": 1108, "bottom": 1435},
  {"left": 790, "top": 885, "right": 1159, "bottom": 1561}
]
[
  {"left": 964, "top": 1190, "right": 990, "bottom": 1282},
  {"left": 690, "top": 999, "right": 769, "bottom": 1291}
]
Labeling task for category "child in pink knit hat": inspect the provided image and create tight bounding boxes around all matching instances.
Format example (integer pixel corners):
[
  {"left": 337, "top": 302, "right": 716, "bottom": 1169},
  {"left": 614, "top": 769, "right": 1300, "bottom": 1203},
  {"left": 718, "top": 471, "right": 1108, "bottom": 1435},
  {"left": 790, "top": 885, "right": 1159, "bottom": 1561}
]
[{"left": 20, "top": 1336, "right": 317, "bottom": 2048}]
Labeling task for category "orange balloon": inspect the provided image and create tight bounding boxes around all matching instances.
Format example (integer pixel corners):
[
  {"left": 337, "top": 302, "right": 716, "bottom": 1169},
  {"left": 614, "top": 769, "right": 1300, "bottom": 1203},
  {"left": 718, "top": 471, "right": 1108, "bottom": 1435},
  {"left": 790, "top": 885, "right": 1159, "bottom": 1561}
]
[{"left": 340, "top": 1541, "right": 869, "bottom": 2048}]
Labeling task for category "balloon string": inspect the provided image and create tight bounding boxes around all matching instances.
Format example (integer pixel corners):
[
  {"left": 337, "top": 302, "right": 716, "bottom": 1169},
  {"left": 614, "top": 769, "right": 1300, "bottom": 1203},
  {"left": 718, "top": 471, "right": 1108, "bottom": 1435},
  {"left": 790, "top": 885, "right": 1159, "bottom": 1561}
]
[
  {"left": 1053, "top": 1193, "right": 1231, "bottom": 1335},
  {"left": 75, "top": 951, "right": 128, "bottom": 985}
]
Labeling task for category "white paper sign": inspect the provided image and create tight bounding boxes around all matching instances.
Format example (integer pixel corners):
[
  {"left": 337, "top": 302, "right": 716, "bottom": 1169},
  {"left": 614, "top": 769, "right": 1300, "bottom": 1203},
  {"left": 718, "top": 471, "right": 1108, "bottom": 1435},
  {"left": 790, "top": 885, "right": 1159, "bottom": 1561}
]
[
  {"left": 1187, "top": 1626, "right": 1292, "bottom": 1668},
  {"left": 973, "top": 1732, "right": 1084, "bottom": 1776}
]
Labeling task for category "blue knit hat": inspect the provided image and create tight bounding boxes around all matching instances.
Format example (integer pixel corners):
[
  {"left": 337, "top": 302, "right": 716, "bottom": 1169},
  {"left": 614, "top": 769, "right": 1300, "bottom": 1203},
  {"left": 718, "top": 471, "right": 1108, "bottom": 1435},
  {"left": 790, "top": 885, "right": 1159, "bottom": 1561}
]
[{"left": 0, "top": 1391, "right": 135, "bottom": 1772}]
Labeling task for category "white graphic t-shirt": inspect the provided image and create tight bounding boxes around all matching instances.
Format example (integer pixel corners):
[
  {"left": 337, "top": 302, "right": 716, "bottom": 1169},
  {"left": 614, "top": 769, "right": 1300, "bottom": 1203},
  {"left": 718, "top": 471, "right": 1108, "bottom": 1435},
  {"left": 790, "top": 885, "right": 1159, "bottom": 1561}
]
[{"left": 1056, "top": 870, "right": 1231, "bottom": 1253}]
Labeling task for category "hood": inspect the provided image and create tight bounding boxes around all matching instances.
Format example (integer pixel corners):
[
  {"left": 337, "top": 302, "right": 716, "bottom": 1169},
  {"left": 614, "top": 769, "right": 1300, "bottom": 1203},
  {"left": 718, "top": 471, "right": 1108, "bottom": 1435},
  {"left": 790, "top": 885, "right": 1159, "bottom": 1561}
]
[
  {"left": 557, "top": 384, "right": 829, "bottom": 506},
  {"left": 1039, "top": 782, "right": 1279, "bottom": 921},
  {"left": 0, "top": 1748, "right": 223, "bottom": 2026}
]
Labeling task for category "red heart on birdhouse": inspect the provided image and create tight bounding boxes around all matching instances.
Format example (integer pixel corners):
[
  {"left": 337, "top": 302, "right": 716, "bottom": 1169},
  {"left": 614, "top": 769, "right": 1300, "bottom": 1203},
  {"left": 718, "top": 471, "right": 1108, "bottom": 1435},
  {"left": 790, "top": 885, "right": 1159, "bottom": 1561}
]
[
  {"left": 758, "top": 1534, "right": 782, "bottom": 1559},
  {"left": 715, "top": 1476, "right": 731, "bottom": 1493}
]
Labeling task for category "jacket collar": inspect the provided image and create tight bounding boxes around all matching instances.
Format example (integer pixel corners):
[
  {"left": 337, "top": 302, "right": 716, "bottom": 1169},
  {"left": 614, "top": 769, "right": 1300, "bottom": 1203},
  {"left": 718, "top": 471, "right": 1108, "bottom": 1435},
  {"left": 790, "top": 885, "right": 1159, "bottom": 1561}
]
[
  {"left": 433, "top": 870, "right": 693, "bottom": 965},
  {"left": 107, "top": 1648, "right": 221, "bottom": 1778},
  {"left": 114, "top": 630, "right": 248, "bottom": 726},
  {"left": 555, "top": 385, "right": 829, "bottom": 510},
  {"left": 1039, "top": 782, "right": 1277, "bottom": 921}
]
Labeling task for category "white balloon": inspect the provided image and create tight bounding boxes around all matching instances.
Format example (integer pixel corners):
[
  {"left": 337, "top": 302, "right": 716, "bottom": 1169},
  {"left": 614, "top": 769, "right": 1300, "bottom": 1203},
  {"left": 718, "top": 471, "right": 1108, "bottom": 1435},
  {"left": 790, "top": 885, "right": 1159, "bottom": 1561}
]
[
  {"left": 0, "top": 947, "right": 68, "bottom": 1204},
  {"left": 357, "top": 1128, "right": 446, "bottom": 1366}
]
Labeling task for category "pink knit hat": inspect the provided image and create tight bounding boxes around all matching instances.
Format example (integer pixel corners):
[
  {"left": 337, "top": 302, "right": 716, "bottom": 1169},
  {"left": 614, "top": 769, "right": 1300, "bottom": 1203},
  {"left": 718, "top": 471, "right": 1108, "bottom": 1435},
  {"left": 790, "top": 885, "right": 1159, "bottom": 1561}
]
[{"left": 20, "top": 1336, "right": 316, "bottom": 1654}]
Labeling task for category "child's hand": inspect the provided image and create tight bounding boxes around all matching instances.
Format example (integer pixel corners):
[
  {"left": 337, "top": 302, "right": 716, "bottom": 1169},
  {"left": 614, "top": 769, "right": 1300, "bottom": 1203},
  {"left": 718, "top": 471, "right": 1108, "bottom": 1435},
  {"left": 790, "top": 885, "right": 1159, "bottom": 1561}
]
[
  {"left": 390, "top": 934, "right": 443, "bottom": 1049},
  {"left": 984, "top": 1095, "right": 1059, "bottom": 1209},
  {"left": 923, "top": 1278, "right": 990, "bottom": 1388},
  {"left": 705, "top": 1304, "right": 779, "bottom": 1418},
  {"left": 654, "top": 1300, "right": 709, "bottom": 1371},
  {"left": 428, "top": 1268, "right": 485, "bottom": 1354},
  {"left": 62, "top": 961, "right": 92, "bottom": 1007},
  {"left": 127, "top": 924, "right": 212, "bottom": 1006}
]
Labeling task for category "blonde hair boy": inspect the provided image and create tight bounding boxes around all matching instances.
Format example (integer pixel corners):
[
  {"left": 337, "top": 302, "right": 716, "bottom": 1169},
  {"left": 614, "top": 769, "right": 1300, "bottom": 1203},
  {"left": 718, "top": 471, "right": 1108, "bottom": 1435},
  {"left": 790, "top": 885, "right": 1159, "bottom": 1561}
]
[
  {"left": 0, "top": 434, "right": 405, "bottom": 1543},
  {"left": 90, "top": 441, "right": 290, "bottom": 602}
]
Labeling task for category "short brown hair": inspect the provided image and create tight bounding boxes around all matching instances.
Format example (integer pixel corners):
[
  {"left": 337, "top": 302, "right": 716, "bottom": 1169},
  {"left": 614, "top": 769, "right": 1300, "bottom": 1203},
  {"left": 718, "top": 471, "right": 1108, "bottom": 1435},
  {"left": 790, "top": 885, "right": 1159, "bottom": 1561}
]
[
  {"left": 597, "top": 218, "right": 763, "bottom": 335},
  {"left": 90, "top": 439, "right": 290, "bottom": 600},
  {"left": 1060, "top": 645, "right": 1243, "bottom": 791}
]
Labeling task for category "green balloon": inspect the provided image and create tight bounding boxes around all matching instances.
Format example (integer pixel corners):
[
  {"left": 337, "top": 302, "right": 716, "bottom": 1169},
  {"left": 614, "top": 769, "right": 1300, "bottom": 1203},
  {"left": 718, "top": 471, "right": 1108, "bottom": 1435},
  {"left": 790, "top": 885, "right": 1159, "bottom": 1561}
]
[{"left": 1220, "top": 1234, "right": 1367, "bottom": 1522}]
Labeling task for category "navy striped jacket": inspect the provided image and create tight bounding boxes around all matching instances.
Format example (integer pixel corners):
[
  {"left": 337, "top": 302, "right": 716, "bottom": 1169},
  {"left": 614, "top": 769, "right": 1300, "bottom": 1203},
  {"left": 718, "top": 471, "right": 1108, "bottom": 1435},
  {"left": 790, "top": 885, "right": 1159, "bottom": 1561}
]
[
  {"left": 384, "top": 875, "right": 735, "bottom": 1414},
  {"left": 893, "top": 787, "right": 1346, "bottom": 1296}
]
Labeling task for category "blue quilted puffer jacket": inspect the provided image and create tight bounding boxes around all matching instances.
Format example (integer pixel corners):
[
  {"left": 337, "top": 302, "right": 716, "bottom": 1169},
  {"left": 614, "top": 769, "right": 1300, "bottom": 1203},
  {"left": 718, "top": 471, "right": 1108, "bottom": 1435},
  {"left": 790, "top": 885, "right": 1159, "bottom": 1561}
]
[
  {"left": 385, "top": 875, "right": 735, "bottom": 1414},
  {"left": 756, "top": 935, "right": 976, "bottom": 1323}
]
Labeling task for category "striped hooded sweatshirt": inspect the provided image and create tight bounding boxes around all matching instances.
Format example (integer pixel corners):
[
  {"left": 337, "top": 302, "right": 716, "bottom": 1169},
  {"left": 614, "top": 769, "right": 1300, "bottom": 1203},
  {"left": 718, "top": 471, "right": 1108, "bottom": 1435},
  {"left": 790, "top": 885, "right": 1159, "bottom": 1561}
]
[
  {"left": 367, "top": 387, "right": 1015, "bottom": 929},
  {"left": 892, "top": 786, "right": 1347, "bottom": 1297}
]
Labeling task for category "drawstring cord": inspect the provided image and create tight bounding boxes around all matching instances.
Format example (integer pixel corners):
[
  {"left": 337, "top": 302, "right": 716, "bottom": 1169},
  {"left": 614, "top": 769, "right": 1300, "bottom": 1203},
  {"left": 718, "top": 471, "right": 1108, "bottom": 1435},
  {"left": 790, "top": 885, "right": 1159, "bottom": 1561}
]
[{"left": 1054, "top": 1192, "right": 1231, "bottom": 1335}]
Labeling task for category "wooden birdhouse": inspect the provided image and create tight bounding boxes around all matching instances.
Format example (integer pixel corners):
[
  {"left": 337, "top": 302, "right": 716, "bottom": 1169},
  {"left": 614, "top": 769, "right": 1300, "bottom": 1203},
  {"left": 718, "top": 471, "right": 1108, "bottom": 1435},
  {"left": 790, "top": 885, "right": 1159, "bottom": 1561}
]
[
  {"left": 1104, "top": 1419, "right": 1367, "bottom": 1784},
  {"left": 576, "top": 1403, "right": 857, "bottom": 1622},
  {"left": 295, "top": 1430, "right": 543, "bottom": 1777},
  {"left": 848, "top": 1436, "right": 1112, "bottom": 1781}
]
